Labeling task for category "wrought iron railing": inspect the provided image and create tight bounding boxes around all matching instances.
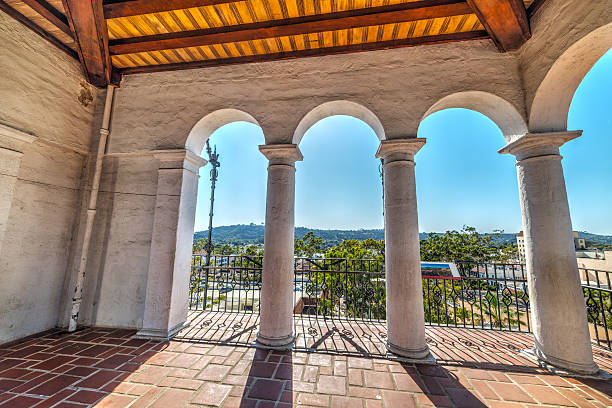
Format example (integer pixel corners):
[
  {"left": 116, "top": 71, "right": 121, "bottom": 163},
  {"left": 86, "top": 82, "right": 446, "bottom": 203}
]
[
  {"left": 427, "top": 262, "right": 530, "bottom": 332},
  {"left": 293, "top": 257, "right": 386, "bottom": 321},
  {"left": 188, "top": 255, "right": 611, "bottom": 348},
  {"left": 581, "top": 267, "right": 612, "bottom": 350},
  {"left": 189, "top": 255, "right": 262, "bottom": 312}
]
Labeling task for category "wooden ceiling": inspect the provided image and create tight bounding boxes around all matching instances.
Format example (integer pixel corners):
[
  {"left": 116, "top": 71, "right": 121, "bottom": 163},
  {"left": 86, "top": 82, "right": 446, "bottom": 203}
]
[{"left": 1, "top": 0, "right": 545, "bottom": 87}]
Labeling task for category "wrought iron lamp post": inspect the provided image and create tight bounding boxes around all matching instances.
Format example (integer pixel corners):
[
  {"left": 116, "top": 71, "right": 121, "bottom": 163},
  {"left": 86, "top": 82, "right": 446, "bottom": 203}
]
[{"left": 205, "top": 140, "right": 220, "bottom": 267}]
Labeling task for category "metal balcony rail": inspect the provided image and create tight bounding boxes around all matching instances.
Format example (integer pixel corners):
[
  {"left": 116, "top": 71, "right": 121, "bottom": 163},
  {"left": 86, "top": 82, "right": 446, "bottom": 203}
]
[
  {"left": 190, "top": 254, "right": 262, "bottom": 313},
  {"left": 188, "top": 255, "right": 611, "bottom": 349},
  {"left": 581, "top": 267, "right": 612, "bottom": 350}
]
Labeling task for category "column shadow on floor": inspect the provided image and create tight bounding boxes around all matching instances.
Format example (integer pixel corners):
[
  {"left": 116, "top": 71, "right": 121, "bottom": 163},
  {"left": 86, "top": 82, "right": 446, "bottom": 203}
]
[
  {"left": 400, "top": 363, "right": 488, "bottom": 407},
  {"left": 240, "top": 348, "right": 293, "bottom": 407}
]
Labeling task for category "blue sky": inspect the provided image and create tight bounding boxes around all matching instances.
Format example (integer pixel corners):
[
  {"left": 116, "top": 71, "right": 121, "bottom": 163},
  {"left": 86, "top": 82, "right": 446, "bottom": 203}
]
[{"left": 195, "top": 49, "right": 612, "bottom": 235}]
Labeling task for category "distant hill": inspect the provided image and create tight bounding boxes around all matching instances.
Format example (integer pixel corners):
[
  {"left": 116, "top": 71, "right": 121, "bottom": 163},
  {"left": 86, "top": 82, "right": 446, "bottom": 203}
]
[
  {"left": 577, "top": 231, "right": 612, "bottom": 246},
  {"left": 195, "top": 225, "right": 612, "bottom": 247},
  {"left": 194, "top": 224, "right": 522, "bottom": 246}
]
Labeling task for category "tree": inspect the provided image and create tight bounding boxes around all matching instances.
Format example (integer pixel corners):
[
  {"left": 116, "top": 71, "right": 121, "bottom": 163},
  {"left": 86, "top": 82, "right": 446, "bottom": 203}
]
[
  {"left": 295, "top": 232, "right": 326, "bottom": 257},
  {"left": 419, "top": 226, "right": 516, "bottom": 263}
]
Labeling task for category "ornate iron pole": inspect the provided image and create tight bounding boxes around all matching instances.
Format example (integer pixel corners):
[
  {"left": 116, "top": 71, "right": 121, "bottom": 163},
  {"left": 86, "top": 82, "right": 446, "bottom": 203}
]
[{"left": 205, "top": 140, "right": 220, "bottom": 266}]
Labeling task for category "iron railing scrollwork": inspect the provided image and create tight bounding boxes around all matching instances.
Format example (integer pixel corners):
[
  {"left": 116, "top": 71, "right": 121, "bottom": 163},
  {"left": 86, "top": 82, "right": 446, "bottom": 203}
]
[
  {"left": 580, "top": 267, "right": 612, "bottom": 350},
  {"left": 189, "top": 255, "right": 611, "bottom": 349}
]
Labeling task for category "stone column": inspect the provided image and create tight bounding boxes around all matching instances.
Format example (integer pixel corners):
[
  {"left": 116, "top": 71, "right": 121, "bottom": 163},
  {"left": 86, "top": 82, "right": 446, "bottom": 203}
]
[
  {"left": 136, "top": 149, "right": 207, "bottom": 340},
  {"left": 0, "top": 123, "right": 36, "bottom": 252},
  {"left": 376, "top": 138, "right": 432, "bottom": 362},
  {"left": 500, "top": 131, "right": 599, "bottom": 375},
  {"left": 256, "top": 144, "right": 303, "bottom": 348}
]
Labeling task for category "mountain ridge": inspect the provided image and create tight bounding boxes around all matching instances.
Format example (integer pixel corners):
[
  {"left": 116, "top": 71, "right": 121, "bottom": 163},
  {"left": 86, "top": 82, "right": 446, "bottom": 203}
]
[{"left": 194, "top": 224, "right": 612, "bottom": 246}]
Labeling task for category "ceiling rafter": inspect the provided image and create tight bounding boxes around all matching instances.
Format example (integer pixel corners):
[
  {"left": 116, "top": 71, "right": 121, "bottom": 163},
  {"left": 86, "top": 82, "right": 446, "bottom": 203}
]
[
  {"left": 21, "top": 0, "right": 72, "bottom": 37},
  {"left": 0, "top": 0, "right": 77, "bottom": 59},
  {"left": 109, "top": 0, "right": 474, "bottom": 55},
  {"left": 118, "top": 30, "right": 488, "bottom": 75},
  {"left": 466, "top": 0, "right": 530, "bottom": 51},
  {"left": 103, "top": 0, "right": 236, "bottom": 19},
  {"left": 63, "top": 0, "right": 113, "bottom": 86}
]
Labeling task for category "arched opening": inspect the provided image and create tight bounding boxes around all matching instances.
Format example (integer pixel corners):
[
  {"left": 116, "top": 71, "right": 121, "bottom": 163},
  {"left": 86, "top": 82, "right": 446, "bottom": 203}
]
[
  {"left": 291, "top": 104, "right": 388, "bottom": 351},
  {"left": 564, "top": 49, "right": 612, "bottom": 240},
  {"left": 422, "top": 91, "right": 527, "bottom": 143},
  {"left": 292, "top": 100, "right": 385, "bottom": 145},
  {"left": 416, "top": 96, "right": 528, "bottom": 332},
  {"left": 181, "top": 110, "right": 267, "bottom": 339},
  {"left": 417, "top": 107, "right": 521, "bottom": 233},
  {"left": 529, "top": 22, "right": 612, "bottom": 132},
  {"left": 186, "top": 108, "right": 260, "bottom": 155},
  {"left": 295, "top": 115, "right": 384, "bottom": 232}
]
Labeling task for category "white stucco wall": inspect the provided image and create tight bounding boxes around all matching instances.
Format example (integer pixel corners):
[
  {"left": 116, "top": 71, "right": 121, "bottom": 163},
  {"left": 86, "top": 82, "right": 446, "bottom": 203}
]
[
  {"left": 2, "top": 0, "right": 609, "bottom": 336},
  {"left": 108, "top": 38, "right": 525, "bottom": 150},
  {"left": 88, "top": 38, "right": 526, "bottom": 330},
  {"left": 0, "top": 11, "right": 102, "bottom": 344},
  {"left": 519, "top": 0, "right": 612, "bottom": 131}
]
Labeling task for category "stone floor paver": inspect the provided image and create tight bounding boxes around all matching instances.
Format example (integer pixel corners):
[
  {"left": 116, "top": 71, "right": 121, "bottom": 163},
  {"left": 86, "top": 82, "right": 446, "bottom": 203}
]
[{"left": 0, "top": 312, "right": 611, "bottom": 407}]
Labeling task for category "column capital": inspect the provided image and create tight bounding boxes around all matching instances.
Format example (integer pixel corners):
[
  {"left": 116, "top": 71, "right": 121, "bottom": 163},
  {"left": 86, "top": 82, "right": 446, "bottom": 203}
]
[
  {"left": 498, "top": 131, "right": 581, "bottom": 160},
  {"left": 376, "top": 138, "right": 426, "bottom": 163},
  {"left": 259, "top": 144, "right": 303, "bottom": 165},
  {"left": 0, "top": 122, "right": 37, "bottom": 154},
  {"left": 152, "top": 149, "right": 207, "bottom": 174}
]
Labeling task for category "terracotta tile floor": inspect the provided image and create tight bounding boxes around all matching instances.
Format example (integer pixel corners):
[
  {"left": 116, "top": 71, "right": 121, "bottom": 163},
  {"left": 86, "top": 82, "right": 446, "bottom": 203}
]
[{"left": 0, "top": 312, "right": 610, "bottom": 407}]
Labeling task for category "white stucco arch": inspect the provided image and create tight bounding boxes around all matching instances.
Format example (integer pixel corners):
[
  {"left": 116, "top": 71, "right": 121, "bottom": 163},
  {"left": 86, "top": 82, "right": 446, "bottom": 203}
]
[
  {"left": 421, "top": 91, "right": 528, "bottom": 142},
  {"left": 186, "top": 108, "right": 261, "bottom": 155},
  {"left": 529, "top": 22, "right": 612, "bottom": 132},
  {"left": 292, "top": 100, "right": 385, "bottom": 145}
]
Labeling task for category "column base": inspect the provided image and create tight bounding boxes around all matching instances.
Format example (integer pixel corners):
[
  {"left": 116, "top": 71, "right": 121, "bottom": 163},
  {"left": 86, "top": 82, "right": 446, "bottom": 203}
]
[
  {"left": 386, "top": 342, "right": 436, "bottom": 364},
  {"left": 256, "top": 332, "right": 295, "bottom": 350},
  {"left": 520, "top": 348, "right": 609, "bottom": 379},
  {"left": 134, "top": 321, "right": 188, "bottom": 341}
]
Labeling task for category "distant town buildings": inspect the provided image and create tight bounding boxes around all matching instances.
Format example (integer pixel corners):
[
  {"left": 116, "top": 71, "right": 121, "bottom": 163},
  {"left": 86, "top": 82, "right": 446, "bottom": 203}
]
[{"left": 517, "top": 231, "right": 589, "bottom": 264}]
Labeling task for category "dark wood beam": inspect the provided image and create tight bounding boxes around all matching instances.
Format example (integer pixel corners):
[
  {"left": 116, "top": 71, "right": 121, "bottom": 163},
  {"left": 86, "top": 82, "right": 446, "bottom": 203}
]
[
  {"left": 63, "top": 0, "right": 112, "bottom": 86},
  {"left": 109, "top": 0, "right": 473, "bottom": 55},
  {"left": 103, "top": 0, "right": 235, "bottom": 19},
  {"left": 527, "top": 0, "right": 548, "bottom": 18},
  {"left": 0, "top": 0, "right": 77, "bottom": 59},
  {"left": 119, "top": 30, "right": 488, "bottom": 75},
  {"left": 21, "top": 0, "right": 72, "bottom": 37},
  {"left": 466, "top": 0, "right": 530, "bottom": 51}
]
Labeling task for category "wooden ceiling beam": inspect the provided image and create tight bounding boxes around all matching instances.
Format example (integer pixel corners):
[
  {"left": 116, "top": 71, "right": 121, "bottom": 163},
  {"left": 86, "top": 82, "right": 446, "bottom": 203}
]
[
  {"left": 466, "top": 0, "right": 530, "bottom": 51},
  {"left": 63, "top": 0, "right": 112, "bottom": 86},
  {"left": 21, "top": 0, "right": 72, "bottom": 37},
  {"left": 0, "top": 0, "right": 77, "bottom": 59},
  {"left": 103, "top": 0, "right": 236, "bottom": 19},
  {"left": 109, "top": 0, "right": 473, "bottom": 55},
  {"left": 118, "top": 30, "right": 488, "bottom": 75}
]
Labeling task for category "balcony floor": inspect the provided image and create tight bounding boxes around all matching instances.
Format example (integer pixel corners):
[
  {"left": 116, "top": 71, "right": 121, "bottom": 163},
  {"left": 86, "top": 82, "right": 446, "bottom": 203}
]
[{"left": 0, "top": 312, "right": 610, "bottom": 408}]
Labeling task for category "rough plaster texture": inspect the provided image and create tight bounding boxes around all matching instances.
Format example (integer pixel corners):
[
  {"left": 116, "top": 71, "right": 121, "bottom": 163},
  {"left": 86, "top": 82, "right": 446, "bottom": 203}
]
[
  {"left": 137, "top": 150, "right": 206, "bottom": 339},
  {"left": 519, "top": 0, "right": 612, "bottom": 132},
  {"left": 108, "top": 39, "right": 524, "bottom": 151},
  {"left": 77, "top": 155, "right": 160, "bottom": 330},
  {"left": 502, "top": 132, "right": 598, "bottom": 374},
  {"left": 257, "top": 145, "right": 302, "bottom": 347},
  {"left": 0, "top": 11, "right": 102, "bottom": 344},
  {"left": 378, "top": 140, "right": 430, "bottom": 359},
  {"left": 3, "top": 0, "right": 611, "bottom": 343},
  {"left": 86, "top": 0, "right": 611, "bottom": 333}
]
